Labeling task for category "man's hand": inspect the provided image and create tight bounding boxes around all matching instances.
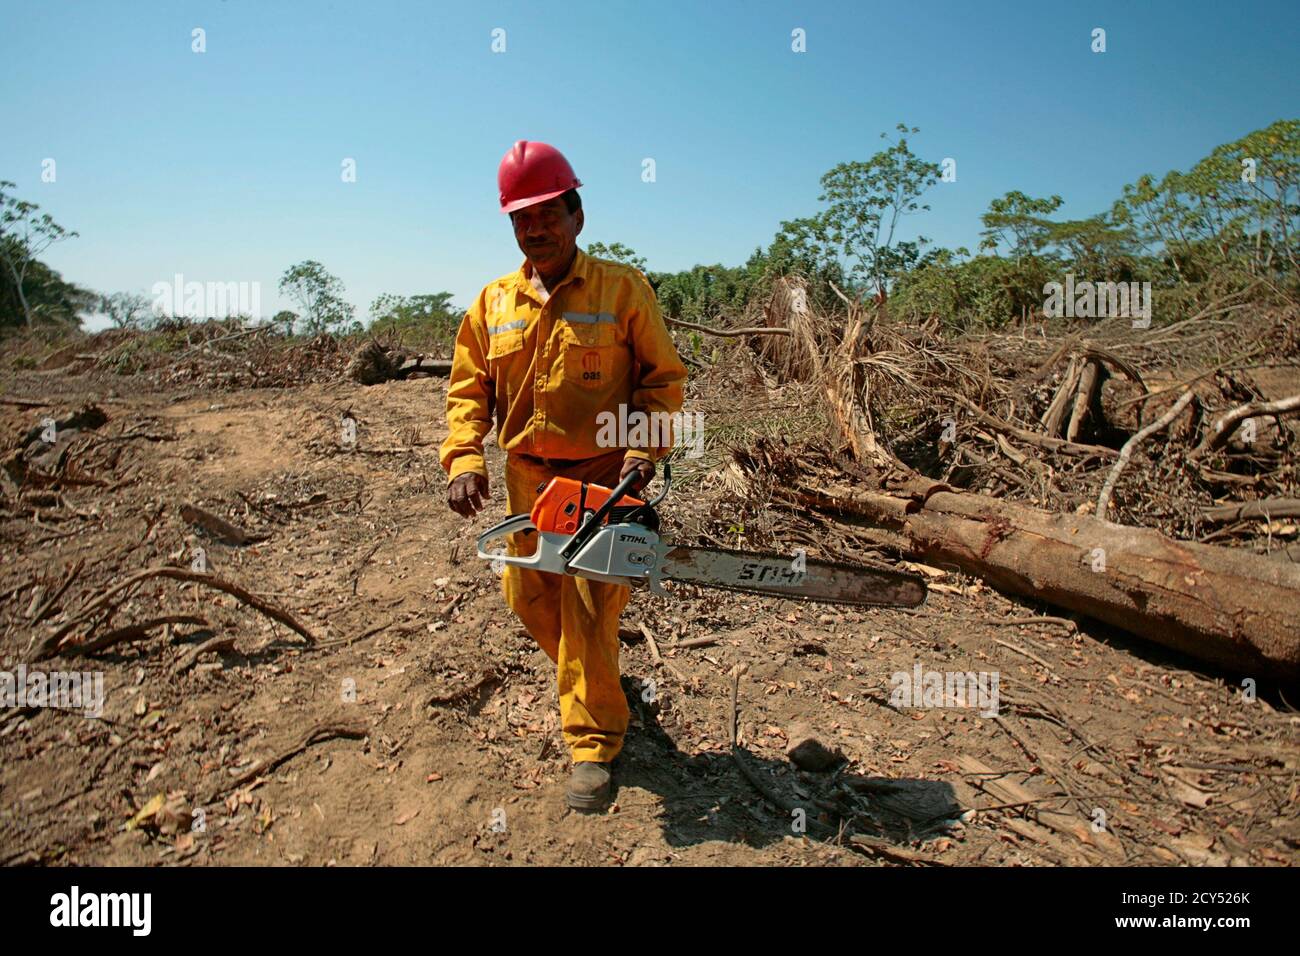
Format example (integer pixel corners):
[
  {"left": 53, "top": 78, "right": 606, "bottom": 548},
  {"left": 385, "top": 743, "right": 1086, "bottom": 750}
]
[
  {"left": 620, "top": 458, "right": 654, "bottom": 495},
  {"left": 448, "top": 472, "right": 491, "bottom": 518}
]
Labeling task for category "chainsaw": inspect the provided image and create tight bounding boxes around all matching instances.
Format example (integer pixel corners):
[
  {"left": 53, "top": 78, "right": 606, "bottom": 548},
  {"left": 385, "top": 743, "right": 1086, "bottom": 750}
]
[{"left": 475, "top": 463, "right": 927, "bottom": 607}]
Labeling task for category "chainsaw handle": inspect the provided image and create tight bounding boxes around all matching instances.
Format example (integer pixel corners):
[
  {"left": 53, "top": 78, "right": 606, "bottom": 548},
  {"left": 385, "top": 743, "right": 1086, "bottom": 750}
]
[
  {"left": 645, "top": 461, "right": 672, "bottom": 508},
  {"left": 475, "top": 513, "right": 537, "bottom": 561},
  {"left": 476, "top": 514, "right": 584, "bottom": 578}
]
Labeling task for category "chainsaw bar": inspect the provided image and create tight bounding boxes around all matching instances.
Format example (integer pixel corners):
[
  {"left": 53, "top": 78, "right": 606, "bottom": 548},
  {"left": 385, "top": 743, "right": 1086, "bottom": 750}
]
[{"left": 655, "top": 544, "right": 927, "bottom": 608}]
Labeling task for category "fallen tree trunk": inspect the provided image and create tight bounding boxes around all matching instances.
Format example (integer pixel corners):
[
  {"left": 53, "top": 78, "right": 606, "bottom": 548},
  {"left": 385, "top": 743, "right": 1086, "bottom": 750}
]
[
  {"left": 734, "top": 281, "right": 1300, "bottom": 681},
  {"left": 1203, "top": 498, "right": 1300, "bottom": 523},
  {"left": 741, "top": 448, "right": 1300, "bottom": 680},
  {"left": 346, "top": 340, "right": 452, "bottom": 385}
]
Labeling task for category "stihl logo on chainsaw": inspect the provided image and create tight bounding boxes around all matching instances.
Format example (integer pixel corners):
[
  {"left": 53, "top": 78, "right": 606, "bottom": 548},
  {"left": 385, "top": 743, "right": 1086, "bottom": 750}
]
[
  {"left": 619, "top": 532, "right": 649, "bottom": 544},
  {"left": 581, "top": 350, "right": 601, "bottom": 381},
  {"left": 737, "top": 560, "right": 806, "bottom": 585}
]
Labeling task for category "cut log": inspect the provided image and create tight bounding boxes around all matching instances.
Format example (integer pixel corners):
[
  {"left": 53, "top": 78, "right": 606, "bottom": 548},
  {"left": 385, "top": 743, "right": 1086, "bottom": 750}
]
[
  {"left": 743, "top": 452, "right": 1300, "bottom": 680},
  {"left": 1040, "top": 356, "right": 1081, "bottom": 438},
  {"left": 1203, "top": 498, "right": 1300, "bottom": 523},
  {"left": 346, "top": 340, "right": 451, "bottom": 385},
  {"left": 397, "top": 356, "right": 452, "bottom": 376},
  {"left": 1065, "top": 358, "right": 1102, "bottom": 444}
]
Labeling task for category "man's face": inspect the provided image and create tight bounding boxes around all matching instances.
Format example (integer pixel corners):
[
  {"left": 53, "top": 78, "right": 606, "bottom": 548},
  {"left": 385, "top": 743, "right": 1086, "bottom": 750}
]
[{"left": 511, "top": 196, "right": 583, "bottom": 279}]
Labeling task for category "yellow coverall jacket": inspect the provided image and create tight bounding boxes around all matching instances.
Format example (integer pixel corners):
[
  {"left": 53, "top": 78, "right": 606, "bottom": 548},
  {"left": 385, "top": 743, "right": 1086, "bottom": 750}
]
[{"left": 441, "top": 248, "right": 688, "bottom": 763}]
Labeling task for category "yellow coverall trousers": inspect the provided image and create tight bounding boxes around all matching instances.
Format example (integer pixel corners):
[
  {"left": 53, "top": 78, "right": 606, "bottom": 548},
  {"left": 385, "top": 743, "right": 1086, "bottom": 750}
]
[{"left": 502, "top": 448, "right": 631, "bottom": 764}]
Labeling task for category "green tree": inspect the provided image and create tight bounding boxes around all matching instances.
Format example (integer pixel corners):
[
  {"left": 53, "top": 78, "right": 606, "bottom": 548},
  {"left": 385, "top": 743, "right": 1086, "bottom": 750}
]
[
  {"left": 101, "top": 292, "right": 154, "bottom": 329},
  {"left": 271, "top": 310, "right": 298, "bottom": 335},
  {"left": 979, "top": 191, "right": 1064, "bottom": 259},
  {"left": 767, "top": 216, "right": 834, "bottom": 276},
  {"left": 744, "top": 224, "right": 846, "bottom": 312},
  {"left": 891, "top": 249, "right": 1057, "bottom": 331},
  {"left": 370, "top": 292, "right": 456, "bottom": 324},
  {"left": 648, "top": 263, "right": 754, "bottom": 323},
  {"left": 1183, "top": 119, "right": 1299, "bottom": 275},
  {"left": 0, "top": 180, "right": 80, "bottom": 328},
  {"left": 0, "top": 235, "right": 95, "bottom": 328},
  {"left": 1045, "top": 216, "right": 1139, "bottom": 281},
  {"left": 368, "top": 292, "right": 460, "bottom": 349},
  {"left": 585, "top": 242, "right": 647, "bottom": 272},
  {"left": 278, "top": 260, "right": 355, "bottom": 334},
  {"left": 813, "top": 123, "right": 942, "bottom": 296},
  {"left": 1109, "top": 122, "right": 1300, "bottom": 286}
]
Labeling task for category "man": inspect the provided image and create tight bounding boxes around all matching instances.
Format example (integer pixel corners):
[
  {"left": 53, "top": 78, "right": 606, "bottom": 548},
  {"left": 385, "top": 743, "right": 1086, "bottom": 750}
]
[{"left": 441, "top": 140, "right": 688, "bottom": 812}]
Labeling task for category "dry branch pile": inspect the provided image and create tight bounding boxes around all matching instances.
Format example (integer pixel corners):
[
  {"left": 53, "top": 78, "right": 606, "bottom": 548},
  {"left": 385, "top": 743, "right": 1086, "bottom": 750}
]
[
  {"left": 718, "top": 277, "right": 1300, "bottom": 679},
  {"left": 10, "top": 321, "right": 352, "bottom": 393}
]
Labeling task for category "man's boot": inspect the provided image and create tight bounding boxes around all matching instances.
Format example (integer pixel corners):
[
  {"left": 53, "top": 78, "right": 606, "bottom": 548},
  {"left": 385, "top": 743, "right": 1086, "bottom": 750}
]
[{"left": 566, "top": 761, "right": 612, "bottom": 811}]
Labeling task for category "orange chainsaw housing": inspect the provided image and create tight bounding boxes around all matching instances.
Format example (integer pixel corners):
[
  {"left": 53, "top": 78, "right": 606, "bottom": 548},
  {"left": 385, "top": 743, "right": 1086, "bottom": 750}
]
[{"left": 530, "top": 477, "right": 646, "bottom": 535}]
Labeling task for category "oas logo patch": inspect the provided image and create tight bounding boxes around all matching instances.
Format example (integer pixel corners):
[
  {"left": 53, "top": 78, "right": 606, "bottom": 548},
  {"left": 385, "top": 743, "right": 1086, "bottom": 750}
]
[{"left": 581, "top": 350, "right": 601, "bottom": 381}]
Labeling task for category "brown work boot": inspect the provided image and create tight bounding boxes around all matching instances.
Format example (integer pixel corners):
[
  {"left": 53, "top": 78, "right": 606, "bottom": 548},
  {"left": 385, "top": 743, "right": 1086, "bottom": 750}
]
[{"left": 565, "top": 761, "right": 612, "bottom": 812}]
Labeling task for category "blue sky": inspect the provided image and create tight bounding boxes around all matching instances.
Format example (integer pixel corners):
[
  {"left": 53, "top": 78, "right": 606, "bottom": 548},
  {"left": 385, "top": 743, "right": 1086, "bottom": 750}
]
[{"left": 2, "top": 0, "right": 1296, "bottom": 329}]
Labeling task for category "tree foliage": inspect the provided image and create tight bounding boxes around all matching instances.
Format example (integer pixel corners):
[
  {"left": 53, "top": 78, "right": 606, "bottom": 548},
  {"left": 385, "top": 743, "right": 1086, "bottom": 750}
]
[
  {"left": 278, "top": 260, "right": 355, "bottom": 335},
  {"left": 0, "top": 181, "right": 82, "bottom": 328},
  {"left": 813, "top": 124, "right": 941, "bottom": 294},
  {"left": 0, "top": 235, "right": 96, "bottom": 329},
  {"left": 368, "top": 292, "right": 460, "bottom": 349},
  {"left": 1111, "top": 119, "right": 1300, "bottom": 283},
  {"left": 979, "top": 191, "right": 1064, "bottom": 259},
  {"left": 101, "top": 291, "right": 154, "bottom": 329},
  {"left": 586, "top": 242, "right": 647, "bottom": 272}
]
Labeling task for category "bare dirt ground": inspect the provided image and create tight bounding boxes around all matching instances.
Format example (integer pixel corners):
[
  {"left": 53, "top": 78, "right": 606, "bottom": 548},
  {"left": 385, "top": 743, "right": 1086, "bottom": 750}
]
[{"left": 1, "top": 358, "right": 1297, "bottom": 867}]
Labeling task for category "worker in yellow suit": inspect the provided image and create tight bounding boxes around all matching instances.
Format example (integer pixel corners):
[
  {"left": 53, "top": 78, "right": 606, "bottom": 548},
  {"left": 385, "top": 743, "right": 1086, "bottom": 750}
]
[{"left": 441, "top": 141, "right": 688, "bottom": 811}]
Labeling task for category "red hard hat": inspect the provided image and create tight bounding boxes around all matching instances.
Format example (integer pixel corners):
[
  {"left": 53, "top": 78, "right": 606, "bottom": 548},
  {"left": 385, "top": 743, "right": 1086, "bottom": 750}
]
[{"left": 497, "top": 140, "right": 582, "bottom": 214}]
